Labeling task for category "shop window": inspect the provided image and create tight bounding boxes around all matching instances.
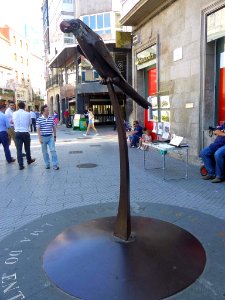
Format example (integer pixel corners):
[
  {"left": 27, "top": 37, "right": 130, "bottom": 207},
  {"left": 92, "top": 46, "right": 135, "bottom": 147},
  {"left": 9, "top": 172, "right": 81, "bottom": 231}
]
[
  {"left": 90, "top": 15, "right": 96, "bottom": 29},
  {"left": 64, "top": 32, "right": 74, "bottom": 44},
  {"left": 104, "top": 13, "right": 110, "bottom": 27},
  {"left": 81, "top": 70, "right": 85, "bottom": 82},
  {"left": 93, "top": 70, "right": 100, "bottom": 80},
  {"left": 97, "top": 14, "right": 103, "bottom": 29},
  {"left": 83, "top": 16, "right": 89, "bottom": 26},
  {"left": 82, "top": 13, "right": 111, "bottom": 34}
]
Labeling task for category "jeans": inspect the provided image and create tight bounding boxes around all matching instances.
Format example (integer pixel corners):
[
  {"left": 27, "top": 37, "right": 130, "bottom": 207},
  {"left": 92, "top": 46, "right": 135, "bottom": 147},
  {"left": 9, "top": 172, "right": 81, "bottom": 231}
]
[
  {"left": 15, "top": 132, "right": 32, "bottom": 167},
  {"left": 200, "top": 145, "right": 225, "bottom": 179},
  {"left": 129, "top": 134, "right": 140, "bottom": 147},
  {"left": 30, "top": 118, "right": 36, "bottom": 132},
  {"left": 0, "top": 131, "right": 12, "bottom": 162},
  {"left": 41, "top": 135, "right": 58, "bottom": 167}
]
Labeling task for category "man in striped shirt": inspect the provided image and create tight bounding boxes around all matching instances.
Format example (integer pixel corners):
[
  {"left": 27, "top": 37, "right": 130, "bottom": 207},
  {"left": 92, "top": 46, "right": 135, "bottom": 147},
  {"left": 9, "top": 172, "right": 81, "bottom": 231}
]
[{"left": 36, "top": 105, "right": 59, "bottom": 170}]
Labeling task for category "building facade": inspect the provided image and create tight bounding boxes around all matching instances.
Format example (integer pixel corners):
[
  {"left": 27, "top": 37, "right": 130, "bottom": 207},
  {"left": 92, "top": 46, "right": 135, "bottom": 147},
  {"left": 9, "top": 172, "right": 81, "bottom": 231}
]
[
  {"left": 0, "top": 25, "right": 45, "bottom": 110},
  {"left": 0, "top": 32, "right": 14, "bottom": 104},
  {"left": 121, "top": 0, "right": 225, "bottom": 163},
  {"left": 42, "top": 0, "right": 76, "bottom": 122},
  {"left": 44, "top": 0, "right": 133, "bottom": 124}
]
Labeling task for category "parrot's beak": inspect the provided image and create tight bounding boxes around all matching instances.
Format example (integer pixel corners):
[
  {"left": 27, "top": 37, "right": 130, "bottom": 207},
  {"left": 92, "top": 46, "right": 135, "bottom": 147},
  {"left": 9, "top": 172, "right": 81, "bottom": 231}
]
[{"left": 60, "top": 21, "right": 72, "bottom": 33}]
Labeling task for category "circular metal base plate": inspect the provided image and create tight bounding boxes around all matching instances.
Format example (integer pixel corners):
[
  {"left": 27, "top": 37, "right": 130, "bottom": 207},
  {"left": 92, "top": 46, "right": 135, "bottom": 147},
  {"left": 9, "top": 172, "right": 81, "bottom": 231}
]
[{"left": 43, "top": 216, "right": 206, "bottom": 300}]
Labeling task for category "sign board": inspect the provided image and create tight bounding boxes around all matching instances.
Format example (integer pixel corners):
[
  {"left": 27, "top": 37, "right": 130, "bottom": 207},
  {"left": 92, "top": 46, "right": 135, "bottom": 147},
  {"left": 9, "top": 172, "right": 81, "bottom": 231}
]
[{"left": 173, "top": 47, "right": 182, "bottom": 62}]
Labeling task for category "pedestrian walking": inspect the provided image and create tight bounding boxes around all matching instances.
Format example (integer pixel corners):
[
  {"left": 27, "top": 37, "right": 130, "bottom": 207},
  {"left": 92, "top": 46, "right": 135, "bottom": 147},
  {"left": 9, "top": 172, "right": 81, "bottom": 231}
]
[
  {"left": 53, "top": 110, "right": 59, "bottom": 126},
  {"left": 84, "top": 109, "right": 89, "bottom": 127},
  {"left": 64, "top": 109, "right": 69, "bottom": 126},
  {"left": 13, "top": 102, "right": 35, "bottom": 170},
  {"left": 5, "top": 101, "right": 16, "bottom": 145},
  {"left": 0, "top": 104, "right": 16, "bottom": 164},
  {"left": 30, "top": 109, "right": 37, "bottom": 132},
  {"left": 36, "top": 105, "right": 59, "bottom": 170},
  {"left": 83, "top": 107, "right": 98, "bottom": 136}
]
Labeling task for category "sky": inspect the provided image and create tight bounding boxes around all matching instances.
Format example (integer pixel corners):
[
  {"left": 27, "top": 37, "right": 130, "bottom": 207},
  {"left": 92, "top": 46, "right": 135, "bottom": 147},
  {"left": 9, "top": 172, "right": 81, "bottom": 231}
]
[{"left": 0, "top": 0, "right": 43, "bottom": 54}]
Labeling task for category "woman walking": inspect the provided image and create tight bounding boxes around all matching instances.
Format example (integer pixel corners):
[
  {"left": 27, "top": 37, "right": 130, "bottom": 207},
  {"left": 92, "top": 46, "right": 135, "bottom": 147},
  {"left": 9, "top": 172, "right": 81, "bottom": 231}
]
[
  {"left": 53, "top": 110, "right": 59, "bottom": 126},
  {"left": 83, "top": 108, "right": 98, "bottom": 136}
]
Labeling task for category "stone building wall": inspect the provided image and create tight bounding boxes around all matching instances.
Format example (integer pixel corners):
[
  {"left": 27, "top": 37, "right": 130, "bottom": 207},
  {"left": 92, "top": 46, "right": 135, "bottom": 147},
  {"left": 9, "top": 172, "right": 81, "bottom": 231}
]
[{"left": 132, "top": 0, "right": 225, "bottom": 163}]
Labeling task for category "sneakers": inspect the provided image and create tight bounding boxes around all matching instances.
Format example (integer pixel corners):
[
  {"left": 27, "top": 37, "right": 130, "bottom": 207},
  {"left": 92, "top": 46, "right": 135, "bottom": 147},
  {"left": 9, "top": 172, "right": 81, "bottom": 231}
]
[
  {"left": 95, "top": 133, "right": 99, "bottom": 136},
  {"left": 28, "top": 158, "right": 36, "bottom": 165},
  {"left": 19, "top": 166, "right": 25, "bottom": 170},
  {"left": 83, "top": 133, "right": 87, "bottom": 136},
  {"left": 202, "top": 175, "right": 215, "bottom": 180},
  {"left": 211, "top": 177, "right": 224, "bottom": 183},
  {"left": 46, "top": 166, "right": 50, "bottom": 169},
  {"left": 53, "top": 166, "right": 59, "bottom": 170}
]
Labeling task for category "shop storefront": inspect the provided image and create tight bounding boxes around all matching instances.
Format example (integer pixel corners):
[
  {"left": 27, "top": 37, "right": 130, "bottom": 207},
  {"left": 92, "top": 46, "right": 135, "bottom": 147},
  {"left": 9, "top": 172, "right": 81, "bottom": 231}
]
[
  {"left": 135, "top": 44, "right": 171, "bottom": 140},
  {"left": 207, "top": 6, "right": 225, "bottom": 124},
  {"left": 122, "top": 0, "right": 225, "bottom": 163},
  {"left": 88, "top": 96, "right": 125, "bottom": 125}
]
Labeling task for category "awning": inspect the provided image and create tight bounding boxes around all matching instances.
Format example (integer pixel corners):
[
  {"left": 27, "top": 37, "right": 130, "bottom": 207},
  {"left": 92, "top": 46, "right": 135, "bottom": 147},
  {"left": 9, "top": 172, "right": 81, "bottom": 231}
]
[
  {"left": 120, "top": 0, "right": 177, "bottom": 26},
  {"left": 48, "top": 45, "right": 78, "bottom": 68}
]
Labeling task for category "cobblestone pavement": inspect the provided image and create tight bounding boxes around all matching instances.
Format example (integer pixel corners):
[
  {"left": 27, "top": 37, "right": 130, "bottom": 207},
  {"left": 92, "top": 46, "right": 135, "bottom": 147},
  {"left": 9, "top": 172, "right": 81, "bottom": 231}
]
[
  {"left": 0, "top": 125, "right": 225, "bottom": 299},
  {"left": 0, "top": 125, "right": 224, "bottom": 242}
]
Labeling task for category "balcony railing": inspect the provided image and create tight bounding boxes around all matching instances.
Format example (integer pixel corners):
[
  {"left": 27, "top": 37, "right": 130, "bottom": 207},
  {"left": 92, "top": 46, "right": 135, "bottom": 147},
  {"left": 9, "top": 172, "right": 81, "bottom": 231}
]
[{"left": 46, "top": 75, "right": 64, "bottom": 89}]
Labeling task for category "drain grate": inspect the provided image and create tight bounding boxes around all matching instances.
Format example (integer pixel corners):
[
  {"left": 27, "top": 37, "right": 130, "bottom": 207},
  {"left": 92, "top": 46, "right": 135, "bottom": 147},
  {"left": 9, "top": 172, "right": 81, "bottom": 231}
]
[
  {"left": 77, "top": 163, "right": 97, "bottom": 168},
  {"left": 69, "top": 151, "right": 83, "bottom": 154},
  {"left": 90, "top": 145, "right": 101, "bottom": 147}
]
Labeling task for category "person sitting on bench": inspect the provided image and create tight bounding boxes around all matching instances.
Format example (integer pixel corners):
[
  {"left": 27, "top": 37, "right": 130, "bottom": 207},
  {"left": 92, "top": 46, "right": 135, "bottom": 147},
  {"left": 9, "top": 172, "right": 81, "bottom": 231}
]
[
  {"left": 128, "top": 121, "right": 143, "bottom": 148},
  {"left": 200, "top": 122, "right": 225, "bottom": 183}
]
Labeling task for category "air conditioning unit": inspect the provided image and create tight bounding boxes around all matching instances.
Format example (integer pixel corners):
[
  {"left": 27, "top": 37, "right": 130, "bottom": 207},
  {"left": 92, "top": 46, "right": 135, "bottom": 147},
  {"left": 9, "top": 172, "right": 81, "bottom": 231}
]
[{"left": 132, "top": 34, "right": 139, "bottom": 45}]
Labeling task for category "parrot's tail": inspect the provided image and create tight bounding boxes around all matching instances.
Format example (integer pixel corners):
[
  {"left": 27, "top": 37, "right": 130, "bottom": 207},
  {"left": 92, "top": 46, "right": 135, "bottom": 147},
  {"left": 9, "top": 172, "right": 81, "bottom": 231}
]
[{"left": 114, "top": 79, "right": 151, "bottom": 109}]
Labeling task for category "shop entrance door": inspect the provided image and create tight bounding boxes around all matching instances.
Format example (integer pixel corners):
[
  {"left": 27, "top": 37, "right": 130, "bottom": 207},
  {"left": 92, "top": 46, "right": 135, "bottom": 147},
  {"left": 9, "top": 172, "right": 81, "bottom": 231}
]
[
  {"left": 219, "top": 51, "right": 225, "bottom": 123},
  {"left": 144, "top": 67, "right": 157, "bottom": 139}
]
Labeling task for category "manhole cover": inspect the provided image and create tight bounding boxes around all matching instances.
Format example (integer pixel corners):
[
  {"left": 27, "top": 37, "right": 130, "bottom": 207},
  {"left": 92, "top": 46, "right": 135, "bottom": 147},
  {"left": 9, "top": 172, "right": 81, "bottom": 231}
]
[
  {"left": 69, "top": 151, "right": 83, "bottom": 154},
  {"left": 90, "top": 145, "right": 101, "bottom": 147},
  {"left": 77, "top": 163, "right": 97, "bottom": 168}
]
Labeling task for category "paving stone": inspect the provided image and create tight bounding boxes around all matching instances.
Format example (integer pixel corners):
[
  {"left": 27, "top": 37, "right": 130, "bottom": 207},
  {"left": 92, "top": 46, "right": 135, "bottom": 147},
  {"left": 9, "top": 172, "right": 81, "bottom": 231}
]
[{"left": 0, "top": 125, "right": 225, "bottom": 299}]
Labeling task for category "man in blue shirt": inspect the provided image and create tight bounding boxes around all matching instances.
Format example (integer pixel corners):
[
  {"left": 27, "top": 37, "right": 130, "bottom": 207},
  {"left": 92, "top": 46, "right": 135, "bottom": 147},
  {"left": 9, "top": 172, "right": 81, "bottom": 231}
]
[
  {"left": 128, "top": 120, "right": 143, "bottom": 148},
  {"left": 0, "top": 104, "right": 15, "bottom": 163},
  {"left": 200, "top": 122, "right": 225, "bottom": 183}
]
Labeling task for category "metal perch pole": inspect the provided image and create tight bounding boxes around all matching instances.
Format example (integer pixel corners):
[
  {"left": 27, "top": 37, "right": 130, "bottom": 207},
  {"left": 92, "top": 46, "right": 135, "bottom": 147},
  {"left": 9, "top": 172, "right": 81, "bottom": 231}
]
[{"left": 107, "top": 82, "right": 131, "bottom": 241}]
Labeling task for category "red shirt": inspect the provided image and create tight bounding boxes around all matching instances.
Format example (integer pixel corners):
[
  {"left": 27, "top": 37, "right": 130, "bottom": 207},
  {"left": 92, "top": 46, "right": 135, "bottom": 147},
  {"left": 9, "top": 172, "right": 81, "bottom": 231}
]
[{"left": 64, "top": 111, "right": 69, "bottom": 117}]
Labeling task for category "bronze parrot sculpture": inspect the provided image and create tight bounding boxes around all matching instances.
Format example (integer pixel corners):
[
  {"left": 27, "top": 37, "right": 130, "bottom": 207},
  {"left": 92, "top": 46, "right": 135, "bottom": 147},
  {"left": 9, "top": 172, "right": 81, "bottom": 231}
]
[{"left": 60, "top": 19, "right": 151, "bottom": 109}]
